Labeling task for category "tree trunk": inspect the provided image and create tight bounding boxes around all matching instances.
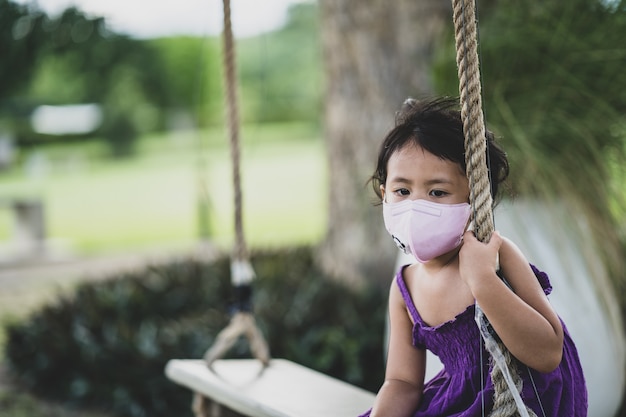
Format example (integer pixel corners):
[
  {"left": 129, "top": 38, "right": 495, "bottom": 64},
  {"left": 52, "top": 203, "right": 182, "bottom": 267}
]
[{"left": 317, "top": 0, "right": 451, "bottom": 287}]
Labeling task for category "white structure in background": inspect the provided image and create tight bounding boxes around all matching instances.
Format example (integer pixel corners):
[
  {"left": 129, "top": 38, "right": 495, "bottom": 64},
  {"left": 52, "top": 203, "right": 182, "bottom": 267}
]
[
  {"left": 0, "top": 104, "right": 100, "bottom": 264},
  {"left": 394, "top": 199, "right": 625, "bottom": 417},
  {"left": 30, "top": 103, "right": 103, "bottom": 135}
]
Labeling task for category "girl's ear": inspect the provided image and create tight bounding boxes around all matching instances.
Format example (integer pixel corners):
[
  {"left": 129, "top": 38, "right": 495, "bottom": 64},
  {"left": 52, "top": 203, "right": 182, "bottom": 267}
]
[{"left": 380, "top": 185, "right": 386, "bottom": 202}]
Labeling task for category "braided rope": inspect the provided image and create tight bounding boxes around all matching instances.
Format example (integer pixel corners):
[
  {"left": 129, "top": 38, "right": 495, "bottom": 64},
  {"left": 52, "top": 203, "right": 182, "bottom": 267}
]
[
  {"left": 204, "top": 312, "right": 271, "bottom": 367},
  {"left": 451, "top": 0, "right": 493, "bottom": 240},
  {"left": 197, "top": 2, "right": 270, "bottom": 397},
  {"left": 489, "top": 352, "right": 528, "bottom": 417},
  {"left": 450, "top": 1, "right": 536, "bottom": 416},
  {"left": 222, "top": 0, "right": 246, "bottom": 263}
]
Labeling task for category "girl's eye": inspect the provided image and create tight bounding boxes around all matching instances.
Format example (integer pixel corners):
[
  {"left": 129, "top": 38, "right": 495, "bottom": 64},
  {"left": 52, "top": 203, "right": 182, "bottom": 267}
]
[
  {"left": 394, "top": 188, "right": 410, "bottom": 196},
  {"left": 430, "top": 189, "right": 448, "bottom": 197}
]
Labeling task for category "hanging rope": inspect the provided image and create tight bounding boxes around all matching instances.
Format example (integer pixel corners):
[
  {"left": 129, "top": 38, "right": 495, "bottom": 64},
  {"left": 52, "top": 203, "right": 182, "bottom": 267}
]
[
  {"left": 194, "top": 4, "right": 271, "bottom": 414},
  {"left": 450, "top": 1, "right": 536, "bottom": 416},
  {"left": 201, "top": 0, "right": 270, "bottom": 369}
]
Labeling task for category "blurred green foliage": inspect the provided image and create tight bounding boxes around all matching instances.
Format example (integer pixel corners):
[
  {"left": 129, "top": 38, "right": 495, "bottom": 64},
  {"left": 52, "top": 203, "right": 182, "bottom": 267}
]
[
  {"left": 0, "top": 0, "right": 46, "bottom": 99},
  {"left": 0, "top": 1, "right": 322, "bottom": 156},
  {"left": 4, "top": 247, "right": 386, "bottom": 417},
  {"left": 434, "top": 0, "right": 626, "bottom": 197},
  {"left": 0, "top": 389, "right": 111, "bottom": 417},
  {"left": 236, "top": 3, "right": 323, "bottom": 124},
  {"left": 147, "top": 36, "right": 223, "bottom": 127},
  {"left": 433, "top": 0, "right": 626, "bottom": 271},
  {"left": 146, "top": 2, "right": 322, "bottom": 127},
  {"left": 0, "top": 1, "right": 168, "bottom": 155}
]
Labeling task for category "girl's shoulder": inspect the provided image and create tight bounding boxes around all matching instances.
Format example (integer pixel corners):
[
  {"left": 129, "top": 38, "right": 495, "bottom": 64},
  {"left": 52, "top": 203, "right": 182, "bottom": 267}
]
[{"left": 499, "top": 236, "right": 553, "bottom": 295}]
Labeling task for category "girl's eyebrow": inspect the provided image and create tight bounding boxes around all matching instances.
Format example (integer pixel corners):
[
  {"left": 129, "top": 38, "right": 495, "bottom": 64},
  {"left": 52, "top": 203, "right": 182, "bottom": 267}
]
[
  {"left": 386, "top": 176, "right": 413, "bottom": 184},
  {"left": 424, "top": 178, "right": 454, "bottom": 186},
  {"left": 387, "top": 177, "right": 455, "bottom": 187}
]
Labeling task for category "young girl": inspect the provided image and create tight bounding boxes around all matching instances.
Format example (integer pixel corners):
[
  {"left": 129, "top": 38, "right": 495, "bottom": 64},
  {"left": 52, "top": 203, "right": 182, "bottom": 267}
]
[{"left": 360, "top": 97, "right": 587, "bottom": 417}]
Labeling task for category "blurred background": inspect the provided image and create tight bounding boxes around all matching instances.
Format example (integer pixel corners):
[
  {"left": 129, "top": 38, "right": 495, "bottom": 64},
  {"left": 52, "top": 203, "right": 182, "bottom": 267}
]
[
  {"left": 0, "top": 0, "right": 324, "bottom": 259},
  {"left": 0, "top": 0, "right": 625, "bottom": 416}
]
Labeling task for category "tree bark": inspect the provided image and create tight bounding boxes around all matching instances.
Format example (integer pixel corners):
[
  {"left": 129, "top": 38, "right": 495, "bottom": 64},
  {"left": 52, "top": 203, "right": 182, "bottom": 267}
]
[{"left": 317, "top": 0, "right": 452, "bottom": 287}]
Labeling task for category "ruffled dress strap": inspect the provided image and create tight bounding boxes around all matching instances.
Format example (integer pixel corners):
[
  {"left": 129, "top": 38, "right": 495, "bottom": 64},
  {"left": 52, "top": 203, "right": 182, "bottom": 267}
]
[{"left": 530, "top": 263, "right": 553, "bottom": 295}]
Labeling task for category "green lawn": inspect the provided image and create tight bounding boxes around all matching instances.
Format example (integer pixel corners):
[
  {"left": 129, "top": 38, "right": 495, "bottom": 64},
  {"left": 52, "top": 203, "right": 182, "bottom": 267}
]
[{"left": 0, "top": 123, "right": 327, "bottom": 256}]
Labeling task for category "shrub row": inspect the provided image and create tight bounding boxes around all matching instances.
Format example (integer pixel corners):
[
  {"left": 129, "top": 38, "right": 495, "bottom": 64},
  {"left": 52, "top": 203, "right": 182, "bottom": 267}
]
[{"left": 4, "top": 247, "right": 387, "bottom": 417}]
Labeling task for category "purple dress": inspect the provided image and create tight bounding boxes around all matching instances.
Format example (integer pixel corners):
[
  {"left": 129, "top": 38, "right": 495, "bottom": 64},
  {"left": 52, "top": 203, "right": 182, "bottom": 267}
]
[{"left": 359, "top": 264, "right": 588, "bottom": 417}]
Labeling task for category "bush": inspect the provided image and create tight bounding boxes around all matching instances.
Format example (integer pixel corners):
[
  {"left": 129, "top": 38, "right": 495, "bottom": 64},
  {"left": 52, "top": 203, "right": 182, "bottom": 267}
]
[
  {"left": 4, "top": 247, "right": 387, "bottom": 417},
  {"left": 99, "top": 112, "right": 139, "bottom": 158}
]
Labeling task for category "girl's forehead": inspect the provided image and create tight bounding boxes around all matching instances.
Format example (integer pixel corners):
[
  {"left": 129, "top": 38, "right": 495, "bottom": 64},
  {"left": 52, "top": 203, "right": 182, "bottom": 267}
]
[
  {"left": 389, "top": 143, "right": 439, "bottom": 165},
  {"left": 387, "top": 144, "right": 465, "bottom": 177},
  {"left": 390, "top": 142, "right": 428, "bottom": 160}
]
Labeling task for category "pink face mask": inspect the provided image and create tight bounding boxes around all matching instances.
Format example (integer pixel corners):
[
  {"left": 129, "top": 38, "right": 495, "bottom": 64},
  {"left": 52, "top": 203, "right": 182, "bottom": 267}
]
[{"left": 382, "top": 199, "right": 471, "bottom": 263}]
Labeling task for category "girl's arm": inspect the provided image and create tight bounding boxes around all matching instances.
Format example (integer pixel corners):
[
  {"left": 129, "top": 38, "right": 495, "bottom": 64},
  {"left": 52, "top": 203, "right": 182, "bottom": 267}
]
[
  {"left": 370, "top": 278, "right": 425, "bottom": 417},
  {"left": 459, "top": 231, "right": 564, "bottom": 373}
]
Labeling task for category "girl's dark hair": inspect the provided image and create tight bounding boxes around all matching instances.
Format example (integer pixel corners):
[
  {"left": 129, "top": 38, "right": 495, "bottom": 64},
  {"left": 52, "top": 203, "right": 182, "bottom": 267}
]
[{"left": 371, "top": 96, "right": 509, "bottom": 205}]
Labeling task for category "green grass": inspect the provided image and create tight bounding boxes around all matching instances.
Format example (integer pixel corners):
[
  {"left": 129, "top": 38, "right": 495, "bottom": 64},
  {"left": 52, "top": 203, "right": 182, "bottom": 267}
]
[{"left": 0, "top": 122, "right": 327, "bottom": 255}]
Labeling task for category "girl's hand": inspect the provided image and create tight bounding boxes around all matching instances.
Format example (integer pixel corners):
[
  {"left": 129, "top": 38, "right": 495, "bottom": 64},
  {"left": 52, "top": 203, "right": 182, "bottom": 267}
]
[
  {"left": 459, "top": 232, "right": 565, "bottom": 372},
  {"left": 458, "top": 230, "right": 503, "bottom": 287}
]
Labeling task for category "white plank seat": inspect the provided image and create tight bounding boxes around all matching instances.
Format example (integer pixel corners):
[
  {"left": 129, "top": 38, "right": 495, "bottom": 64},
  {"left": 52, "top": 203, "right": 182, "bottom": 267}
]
[{"left": 165, "top": 358, "right": 375, "bottom": 417}]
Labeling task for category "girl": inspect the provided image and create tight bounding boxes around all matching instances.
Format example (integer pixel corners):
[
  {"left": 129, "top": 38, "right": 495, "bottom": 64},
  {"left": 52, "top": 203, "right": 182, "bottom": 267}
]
[{"left": 360, "top": 97, "right": 587, "bottom": 417}]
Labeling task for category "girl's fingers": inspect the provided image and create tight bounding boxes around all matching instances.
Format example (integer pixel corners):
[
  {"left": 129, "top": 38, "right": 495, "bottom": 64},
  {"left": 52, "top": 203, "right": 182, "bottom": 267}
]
[
  {"left": 463, "top": 230, "right": 502, "bottom": 252},
  {"left": 489, "top": 230, "right": 503, "bottom": 249}
]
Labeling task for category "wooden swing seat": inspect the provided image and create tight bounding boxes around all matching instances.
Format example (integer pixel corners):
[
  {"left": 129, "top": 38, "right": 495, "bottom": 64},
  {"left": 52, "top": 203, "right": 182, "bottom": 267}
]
[{"left": 165, "top": 358, "right": 375, "bottom": 417}]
